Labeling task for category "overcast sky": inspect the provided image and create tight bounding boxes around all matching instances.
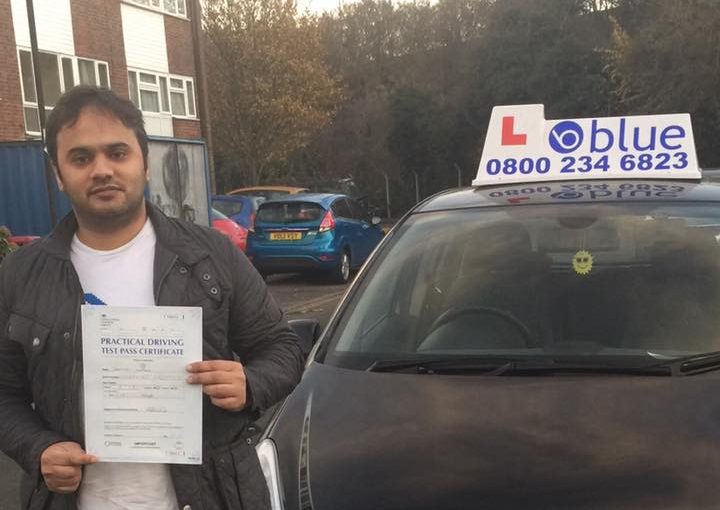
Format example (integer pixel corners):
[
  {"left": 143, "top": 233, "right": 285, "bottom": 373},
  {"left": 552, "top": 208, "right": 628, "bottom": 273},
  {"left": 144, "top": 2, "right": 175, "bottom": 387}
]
[
  {"left": 296, "top": 0, "right": 354, "bottom": 14},
  {"left": 295, "top": 0, "right": 436, "bottom": 16}
]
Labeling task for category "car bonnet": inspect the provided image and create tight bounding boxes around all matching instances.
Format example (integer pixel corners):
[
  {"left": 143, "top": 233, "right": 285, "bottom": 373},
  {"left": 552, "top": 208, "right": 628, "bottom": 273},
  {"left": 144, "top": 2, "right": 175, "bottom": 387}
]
[{"left": 269, "top": 361, "right": 720, "bottom": 510}]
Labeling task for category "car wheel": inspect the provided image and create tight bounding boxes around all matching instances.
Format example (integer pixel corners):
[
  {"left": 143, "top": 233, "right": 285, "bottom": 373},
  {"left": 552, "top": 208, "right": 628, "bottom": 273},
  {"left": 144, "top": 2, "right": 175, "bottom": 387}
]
[{"left": 330, "top": 250, "right": 351, "bottom": 284}]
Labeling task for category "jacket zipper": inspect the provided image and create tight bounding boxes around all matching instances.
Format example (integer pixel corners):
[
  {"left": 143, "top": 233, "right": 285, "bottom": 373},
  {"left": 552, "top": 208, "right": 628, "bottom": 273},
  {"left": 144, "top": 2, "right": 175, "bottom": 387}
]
[
  {"left": 69, "top": 271, "right": 84, "bottom": 441},
  {"left": 155, "top": 255, "right": 178, "bottom": 304}
]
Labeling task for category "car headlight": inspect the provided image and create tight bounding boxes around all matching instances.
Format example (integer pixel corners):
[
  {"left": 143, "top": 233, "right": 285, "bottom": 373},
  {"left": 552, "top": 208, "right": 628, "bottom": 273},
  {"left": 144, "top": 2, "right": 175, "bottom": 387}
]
[{"left": 256, "top": 438, "right": 285, "bottom": 510}]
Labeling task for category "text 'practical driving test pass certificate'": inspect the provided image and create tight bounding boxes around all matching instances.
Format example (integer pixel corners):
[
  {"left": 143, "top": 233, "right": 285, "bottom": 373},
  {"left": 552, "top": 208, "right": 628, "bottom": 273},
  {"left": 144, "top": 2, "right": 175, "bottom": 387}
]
[{"left": 81, "top": 305, "right": 203, "bottom": 464}]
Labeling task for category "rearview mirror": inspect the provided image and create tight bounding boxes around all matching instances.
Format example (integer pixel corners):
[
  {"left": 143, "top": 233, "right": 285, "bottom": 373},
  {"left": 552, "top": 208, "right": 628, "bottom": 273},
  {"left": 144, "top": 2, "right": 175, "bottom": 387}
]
[{"left": 288, "top": 319, "right": 321, "bottom": 358}]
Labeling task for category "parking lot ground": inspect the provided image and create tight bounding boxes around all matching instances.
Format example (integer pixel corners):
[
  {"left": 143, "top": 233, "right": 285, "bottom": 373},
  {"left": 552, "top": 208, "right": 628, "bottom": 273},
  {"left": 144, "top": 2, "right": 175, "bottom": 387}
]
[{"left": 265, "top": 273, "right": 350, "bottom": 328}]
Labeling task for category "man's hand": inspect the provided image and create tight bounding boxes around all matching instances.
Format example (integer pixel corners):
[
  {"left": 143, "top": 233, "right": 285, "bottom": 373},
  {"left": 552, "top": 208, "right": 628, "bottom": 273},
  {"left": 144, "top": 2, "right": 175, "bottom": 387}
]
[
  {"left": 186, "top": 360, "right": 248, "bottom": 411},
  {"left": 40, "top": 441, "right": 97, "bottom": 494}
]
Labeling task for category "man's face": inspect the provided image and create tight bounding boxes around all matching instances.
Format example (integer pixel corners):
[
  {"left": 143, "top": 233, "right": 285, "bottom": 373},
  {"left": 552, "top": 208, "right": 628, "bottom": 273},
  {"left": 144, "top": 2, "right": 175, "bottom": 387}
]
[{"left": 54, "top": 107, "right": 147, "bottom": 227}]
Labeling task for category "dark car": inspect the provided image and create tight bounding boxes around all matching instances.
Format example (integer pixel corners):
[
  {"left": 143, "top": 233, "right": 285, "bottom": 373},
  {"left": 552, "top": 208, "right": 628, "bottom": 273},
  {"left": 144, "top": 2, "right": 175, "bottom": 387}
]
[
  {"left": 247, "top": 193, "right": 383, "bottom": 282},
  {"left": 252, "top": 107, "right": 720, "bottom": 510},
  {"left": 256, "top": 178, "right": 720, "bottom": 510}
]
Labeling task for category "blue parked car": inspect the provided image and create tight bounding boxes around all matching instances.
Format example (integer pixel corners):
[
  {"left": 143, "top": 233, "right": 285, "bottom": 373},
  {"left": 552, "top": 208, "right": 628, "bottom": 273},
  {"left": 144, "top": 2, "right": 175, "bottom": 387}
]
[
  {"left": 247, "top": 193, "right": 383, "bottom": 282},
  {"left": 211, "top": 194, "right": 265, "bottom": 231}
]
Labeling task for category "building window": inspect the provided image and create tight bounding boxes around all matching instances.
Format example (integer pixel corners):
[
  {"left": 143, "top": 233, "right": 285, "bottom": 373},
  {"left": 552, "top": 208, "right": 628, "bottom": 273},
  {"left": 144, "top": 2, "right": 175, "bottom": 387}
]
[
  {"left": 128, "top": 71, "right": 140, "bottom": 106},
  {"left": 128, "top": 69, "right": 196, "bottom": 119},
  {"left": 38, "top": 53, "right": 62, "bottom": 106},
  {"left": 159, "top": 76, "right": 170, "bottom": 112},
  {"left": 138, "top": 72, "right": 161, "bottom": 112},
  {"left": 62, "top": 58, "right": 74, "bottom": 91},
  {"left": 125, "top": 0, "right": 187, "bottom": 17},
  {"left": 169, "top": 78, "right": 186, "bottom": 116},
  {"left": 19, "top": 51, "right": 36, "bottom": 103},
  {"left": 98, "top": 63, "right": 110, "bottom": 88},
  {"left": 17, "top": 49, "right": 110, "bottom": 135},
  {"left": 186, "top": 80, "right": 195, "bottom": 116}
]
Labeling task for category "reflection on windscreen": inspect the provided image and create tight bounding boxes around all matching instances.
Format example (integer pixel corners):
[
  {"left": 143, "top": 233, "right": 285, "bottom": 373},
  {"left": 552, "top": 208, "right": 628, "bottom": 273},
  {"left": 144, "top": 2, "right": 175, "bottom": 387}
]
[
  {"left": 327, "top": 204, "right": 720, "bottom": 368},
  {"left": 256, "top": 202, "right": 324, "bottom": 223},
  {"left": 213, "top": 200, "right": 244, "bottom": 217}
]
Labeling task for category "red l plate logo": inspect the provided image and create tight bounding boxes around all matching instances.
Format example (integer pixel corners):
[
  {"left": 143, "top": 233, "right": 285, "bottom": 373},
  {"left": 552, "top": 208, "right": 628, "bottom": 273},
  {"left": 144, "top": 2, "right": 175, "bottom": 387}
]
[{"left": 501, "top": 116, "right": 527, "bottom": 146}]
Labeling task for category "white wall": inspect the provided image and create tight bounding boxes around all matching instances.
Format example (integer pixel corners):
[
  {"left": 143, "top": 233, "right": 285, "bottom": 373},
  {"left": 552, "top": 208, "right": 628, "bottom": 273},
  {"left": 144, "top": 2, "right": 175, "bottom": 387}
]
[
  {"left": 121, "top": 3, "right": 169, "bottom": 73},
  {"left": 144, "top": 115, "right": 174, "bottom": 137},
  {"left": 11, "top": 0, "right": 75, "bottom": 54}
]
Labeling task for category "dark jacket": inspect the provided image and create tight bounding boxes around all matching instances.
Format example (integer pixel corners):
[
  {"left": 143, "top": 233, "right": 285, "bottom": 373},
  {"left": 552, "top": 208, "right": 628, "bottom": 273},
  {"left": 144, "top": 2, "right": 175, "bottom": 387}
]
[{"left": 0, "top": 204, "right": 305, "bottom": 510}]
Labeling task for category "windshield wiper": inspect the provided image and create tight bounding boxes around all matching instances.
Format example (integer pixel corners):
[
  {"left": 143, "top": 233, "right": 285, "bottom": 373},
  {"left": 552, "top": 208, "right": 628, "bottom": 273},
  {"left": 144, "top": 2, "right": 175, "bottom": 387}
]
[
  {"left": 367, "top": 356, "right": 522, "bottom": 374},
  {"left": 654, "top": 351, "right": 720, "bottom": 376},
  {"left": 367, "top": 356, "right": 672, "bottom": 376}
]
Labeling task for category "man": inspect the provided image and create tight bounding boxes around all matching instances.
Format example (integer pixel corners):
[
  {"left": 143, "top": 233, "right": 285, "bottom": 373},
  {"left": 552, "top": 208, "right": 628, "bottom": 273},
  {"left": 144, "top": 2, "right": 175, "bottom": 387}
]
[{"left": 0, "top": 86, "right": 305, "bottom": 510}]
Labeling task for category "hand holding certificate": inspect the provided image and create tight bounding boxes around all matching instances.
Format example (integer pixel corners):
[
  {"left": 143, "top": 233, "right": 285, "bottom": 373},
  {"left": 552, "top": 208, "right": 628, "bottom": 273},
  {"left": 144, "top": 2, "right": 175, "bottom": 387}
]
[
  {"left": 186, "top": 359, "right": 248, "bottom": 411},
  {"left": 81, "top": 305, "right": 203, "bottom": 464},
  {"left": 40, "top": 441, "right": 98, "bottom": 493}
]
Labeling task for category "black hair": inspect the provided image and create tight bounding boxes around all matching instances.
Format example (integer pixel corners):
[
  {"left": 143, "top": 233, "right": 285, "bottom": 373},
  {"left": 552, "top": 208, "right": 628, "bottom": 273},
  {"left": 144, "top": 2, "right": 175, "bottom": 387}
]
[{"left": 45, "top": 86, "right": 148, "bottom": 168}]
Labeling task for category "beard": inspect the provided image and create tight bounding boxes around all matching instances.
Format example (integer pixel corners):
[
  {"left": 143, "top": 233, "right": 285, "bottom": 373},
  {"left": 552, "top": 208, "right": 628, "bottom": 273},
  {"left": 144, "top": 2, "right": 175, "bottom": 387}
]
[{"left": 72, "top": 186, "right": 147, "bottom": 233}]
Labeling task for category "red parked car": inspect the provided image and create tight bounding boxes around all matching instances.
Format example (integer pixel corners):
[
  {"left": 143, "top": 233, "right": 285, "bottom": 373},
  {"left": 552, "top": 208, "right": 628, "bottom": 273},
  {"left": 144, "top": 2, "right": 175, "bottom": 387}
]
[
  {"left": 211, "top": 208, "right": 248, "bottom": 252},
  {"left": 9, "top": 235, "right": 40, "bottom": 246}
]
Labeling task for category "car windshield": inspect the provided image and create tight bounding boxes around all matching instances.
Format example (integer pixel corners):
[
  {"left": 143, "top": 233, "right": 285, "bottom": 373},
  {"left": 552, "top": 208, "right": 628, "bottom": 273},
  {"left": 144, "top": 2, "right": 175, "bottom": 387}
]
[
  {"left": 213, "top": 199, "right": 244, "bottom": 217},
  {"left": 323, "top": 202, "right": 720, "bottom": 370},
  {"left": 210, "top": 208, "right": 230, "bottom": 220},
  {"left": 256, "top": 201, "right": 325, "bottom": 223}
]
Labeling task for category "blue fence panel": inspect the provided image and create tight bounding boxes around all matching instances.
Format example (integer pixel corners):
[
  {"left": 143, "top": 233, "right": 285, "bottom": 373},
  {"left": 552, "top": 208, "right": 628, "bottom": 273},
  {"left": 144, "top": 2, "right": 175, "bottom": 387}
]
[
  {"left": 49, "top": 169, "right": 72, "bottom": 226},
  {"left": 0, "top": 142, "right": 71, "bottom": 236},
  {"left": 0, "top": 142, "right": 51, "bottom": 236}
]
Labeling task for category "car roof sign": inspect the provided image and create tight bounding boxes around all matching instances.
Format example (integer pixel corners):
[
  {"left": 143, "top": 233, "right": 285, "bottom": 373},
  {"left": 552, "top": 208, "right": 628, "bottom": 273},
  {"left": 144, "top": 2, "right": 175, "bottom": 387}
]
[{"left": 474, "top": 104, "right": 701, "bottom": 187}]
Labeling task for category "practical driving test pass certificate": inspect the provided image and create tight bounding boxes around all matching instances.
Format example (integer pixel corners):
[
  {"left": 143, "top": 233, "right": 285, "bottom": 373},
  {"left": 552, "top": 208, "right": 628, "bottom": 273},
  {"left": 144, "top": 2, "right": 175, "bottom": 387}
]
[{"left": 81, "top": 305, "right": 203, "bottom": 464}]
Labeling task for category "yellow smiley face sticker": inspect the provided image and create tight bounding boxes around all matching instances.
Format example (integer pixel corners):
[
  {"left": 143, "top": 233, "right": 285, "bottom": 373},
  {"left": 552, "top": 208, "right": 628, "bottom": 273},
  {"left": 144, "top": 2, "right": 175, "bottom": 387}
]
[{"left": 573, "top": 250, "right": 593, "bottom": 275}]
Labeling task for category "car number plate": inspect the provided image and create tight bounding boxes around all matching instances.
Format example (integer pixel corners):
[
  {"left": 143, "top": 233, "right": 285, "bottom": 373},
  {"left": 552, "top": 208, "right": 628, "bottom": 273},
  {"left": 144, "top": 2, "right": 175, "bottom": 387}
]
[{"left": 269, "top": 232, "right": 302, "bottom": 241}]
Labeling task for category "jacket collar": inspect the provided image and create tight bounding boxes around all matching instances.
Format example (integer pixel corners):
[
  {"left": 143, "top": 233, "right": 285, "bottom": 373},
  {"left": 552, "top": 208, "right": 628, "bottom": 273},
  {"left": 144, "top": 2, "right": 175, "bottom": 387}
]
[{"left": 41, "top": 202, "right": 210, "bottom": 266}]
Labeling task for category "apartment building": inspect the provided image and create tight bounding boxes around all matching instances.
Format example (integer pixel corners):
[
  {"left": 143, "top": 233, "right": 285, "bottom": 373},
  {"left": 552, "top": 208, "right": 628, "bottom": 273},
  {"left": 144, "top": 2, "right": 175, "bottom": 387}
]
[{"left": 0, "top": 0, "right": 205, "bottom": 141}]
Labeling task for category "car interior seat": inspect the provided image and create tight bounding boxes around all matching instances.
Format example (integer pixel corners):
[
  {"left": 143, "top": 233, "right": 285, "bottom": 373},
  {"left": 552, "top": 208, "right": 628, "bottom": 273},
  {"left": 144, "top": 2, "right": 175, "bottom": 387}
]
[
  {"left": 418, "top": 221, "right": 552, "bottom": 351},
  {"left": 623, "top": 229, "right": 720, "bottom": 352},
  {"left": 557, "top": 260, "right": 642, "bottom": 349}
]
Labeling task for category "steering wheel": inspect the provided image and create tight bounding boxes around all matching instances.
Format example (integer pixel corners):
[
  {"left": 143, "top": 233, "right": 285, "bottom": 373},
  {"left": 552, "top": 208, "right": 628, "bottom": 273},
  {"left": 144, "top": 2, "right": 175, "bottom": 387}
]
[{"left": 421, "top": 306, "right": 536, "bottom": 349}]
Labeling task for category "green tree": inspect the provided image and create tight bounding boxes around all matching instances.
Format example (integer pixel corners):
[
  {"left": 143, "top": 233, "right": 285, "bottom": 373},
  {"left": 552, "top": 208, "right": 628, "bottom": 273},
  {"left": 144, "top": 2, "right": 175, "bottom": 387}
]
[
  {"left": 605, "top": 0, "right": 720, "bottom": 166},
  {"left": 204, "top": 0, "right": 343, "bottom": 190},
  {"left": 0, "top": 226, "right": 16, "bottom": 265},
  {"left": 470, "top": 0, "right": 613, "bottom": 118},
  {"left": 310, "top": 0, "right": 490, "bottom": 211},
  {"left": 388, "top": 85, "right": 450, "bottom": 208},
  {"left": 296, "top": 0, "right": 620, "bottom": 215}
]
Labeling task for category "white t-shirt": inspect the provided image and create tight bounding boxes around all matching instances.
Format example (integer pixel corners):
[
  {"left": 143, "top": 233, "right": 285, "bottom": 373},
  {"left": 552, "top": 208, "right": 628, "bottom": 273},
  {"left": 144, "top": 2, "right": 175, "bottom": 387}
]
[{"left": 71, "top": 220, "right": 179, "bottom": 510}]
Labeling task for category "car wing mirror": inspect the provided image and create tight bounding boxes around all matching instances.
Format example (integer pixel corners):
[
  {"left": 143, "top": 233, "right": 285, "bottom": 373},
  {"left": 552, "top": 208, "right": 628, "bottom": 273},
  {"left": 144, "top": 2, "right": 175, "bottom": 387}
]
[
  {"left": 288, "top": 319, "right": 321, "bottom": 358},
  {"left": 371, "top": 216, "right": 382, "bottom": 226}
]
